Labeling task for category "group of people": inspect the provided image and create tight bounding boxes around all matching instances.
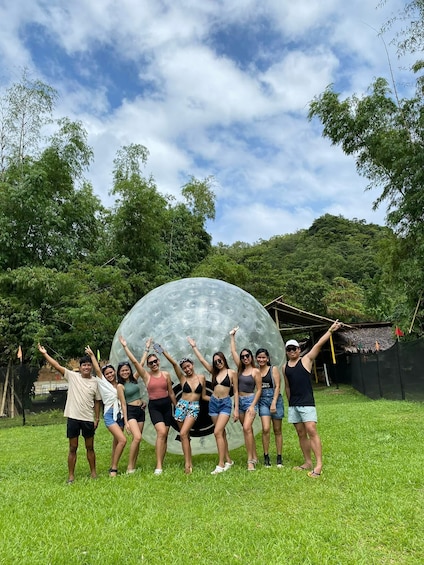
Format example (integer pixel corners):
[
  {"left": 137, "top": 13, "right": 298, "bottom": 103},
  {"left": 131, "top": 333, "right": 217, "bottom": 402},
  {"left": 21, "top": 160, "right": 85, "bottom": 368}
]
[{"left": 37, "top": 319, "right": 341, "bottom": 483}]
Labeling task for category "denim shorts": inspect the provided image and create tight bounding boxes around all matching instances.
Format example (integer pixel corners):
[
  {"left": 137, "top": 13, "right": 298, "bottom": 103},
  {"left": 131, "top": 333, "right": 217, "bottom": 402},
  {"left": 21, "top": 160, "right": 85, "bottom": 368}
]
[
  {"left": 238, "top": 394, "right": 258, "bottom": 414},
  {"left": 103, "top": 407, "right": 124, "bottom": 428},
  {"left": 174, "top": 399, "right": 200, "bottom": 422},
  {"left": 209, "top": 395, "right": 232, "bottom": 417},
  {"left": 258, "top": 389, "right": 284, "bottom": 419},
  {"left": 288, "top": 406, "right": 317, "bottom": 424}
]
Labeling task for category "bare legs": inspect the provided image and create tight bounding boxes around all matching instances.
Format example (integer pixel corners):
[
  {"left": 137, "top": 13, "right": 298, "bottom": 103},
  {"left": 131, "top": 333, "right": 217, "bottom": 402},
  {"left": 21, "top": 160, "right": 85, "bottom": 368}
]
[
  {"left": 127, "top": 419, "right": 144, "bottom": 472},
  {"left": 178, "top": 416, "right": 197, "bottom": 473},
  {"left": 211, "top": 414, "right": 231, "bottom": 468},
  {"left": 261, "top": 415, "right": 283, "bottom": 460},
  {"left": 154, "top": 422, "right": 170, "bottom": 471},
  {"left": 108, "top": 423, "right": 127, "bottom": 475},
  {"left": 293, "top": 421, "right": 322, "bottom": 473},
  {"left": 67, "top": 436, "right": 97, "bottom": 482},
  {"left": 239, "top": 411, "right": 258, "bottom": 470}
]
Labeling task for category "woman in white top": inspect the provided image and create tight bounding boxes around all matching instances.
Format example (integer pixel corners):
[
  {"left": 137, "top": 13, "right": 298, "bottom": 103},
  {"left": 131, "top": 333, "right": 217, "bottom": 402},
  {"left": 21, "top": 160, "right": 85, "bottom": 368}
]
[{"left": 86, "top": 346, "right": 127, "bottom": 477}]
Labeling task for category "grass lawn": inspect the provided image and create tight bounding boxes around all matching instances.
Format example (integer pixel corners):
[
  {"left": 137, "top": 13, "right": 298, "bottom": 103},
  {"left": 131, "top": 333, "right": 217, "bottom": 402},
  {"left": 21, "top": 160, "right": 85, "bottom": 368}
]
[{"left": 0, "top": 385, "right": 423, "bottom": 564}]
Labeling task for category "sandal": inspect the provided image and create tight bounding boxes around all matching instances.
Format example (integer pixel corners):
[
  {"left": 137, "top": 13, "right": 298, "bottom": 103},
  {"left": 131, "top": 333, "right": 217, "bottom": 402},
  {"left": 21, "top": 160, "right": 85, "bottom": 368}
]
[
  {"left": 307, "top": 470, "right": 321, "bottom": 478},
  {"left": 109, "top": 468, "right": 118, "bottom": 477},
  {"left": 247, "top": 459, "right": 256, "bottom": 471}
]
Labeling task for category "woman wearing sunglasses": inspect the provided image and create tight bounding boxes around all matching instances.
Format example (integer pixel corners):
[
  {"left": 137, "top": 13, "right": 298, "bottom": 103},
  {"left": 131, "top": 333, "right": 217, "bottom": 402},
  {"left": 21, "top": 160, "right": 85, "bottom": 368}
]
[
  {"left": 119, "top": 336, "right": 176, "bottom": 475},
  {"left": 187, "top": 337, "right": 238, "bottom": 475},
  {"left": 160, "top": 345, "right": 209, "bottom": 474},
  {"left": 230, "top": 327, "right": 262, "bottom": 471},
  {"left": 85, "top": 346, "right": 127, "bottom": 477}
]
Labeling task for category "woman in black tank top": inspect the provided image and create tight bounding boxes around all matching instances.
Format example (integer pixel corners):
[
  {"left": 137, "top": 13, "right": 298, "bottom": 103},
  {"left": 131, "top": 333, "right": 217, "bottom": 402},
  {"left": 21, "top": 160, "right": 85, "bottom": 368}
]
[{"left": 230, "top": 327, "right": 262, "bottom": 471}]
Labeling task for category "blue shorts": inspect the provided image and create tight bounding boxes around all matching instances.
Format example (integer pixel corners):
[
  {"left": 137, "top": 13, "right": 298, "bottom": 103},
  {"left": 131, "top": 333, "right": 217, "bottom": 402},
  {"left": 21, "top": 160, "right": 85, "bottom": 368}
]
[
  {"left": 103, "top": 407, "right": 124, "bottom": 428},
  {"left": 258, "top": 389, "right": 284, "bottom": 419},
  {"left": 174, "top": 399, "right": 200, "bottom": 422},
  {"left": 288, "top": 406, "right": 317, "bottom": 424},
  {"left": 209, "top": 395, "right": 232, "bottom": 417},
  {"left": 238, "top": 394, "right": 258, "bottom": 414}
]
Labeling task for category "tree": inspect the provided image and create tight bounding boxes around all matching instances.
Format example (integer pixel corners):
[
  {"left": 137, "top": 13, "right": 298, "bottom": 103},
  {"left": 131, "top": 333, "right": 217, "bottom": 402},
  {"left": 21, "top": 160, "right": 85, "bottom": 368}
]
[
  {"left": 308, "top": 4, "right": 424, "bottom": 332},
  {"left": 110, "top": 144, "right": 168, "bottom": 279},
  {"left": 0, "top": 75, "right": 102, "bottom": 270}
]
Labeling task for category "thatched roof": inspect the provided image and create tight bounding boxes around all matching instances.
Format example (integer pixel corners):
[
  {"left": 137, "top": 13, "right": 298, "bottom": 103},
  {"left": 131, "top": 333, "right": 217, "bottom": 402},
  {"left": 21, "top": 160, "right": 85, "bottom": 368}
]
[{"left": 336, "top": 324, "right": 395, "bottom": 353}]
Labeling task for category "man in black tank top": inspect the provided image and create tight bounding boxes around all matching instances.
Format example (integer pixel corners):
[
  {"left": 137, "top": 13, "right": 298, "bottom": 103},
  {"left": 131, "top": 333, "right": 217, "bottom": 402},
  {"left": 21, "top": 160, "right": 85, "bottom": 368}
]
[{"left": 283, "top": 320, "right": 342, "bottom": 478}]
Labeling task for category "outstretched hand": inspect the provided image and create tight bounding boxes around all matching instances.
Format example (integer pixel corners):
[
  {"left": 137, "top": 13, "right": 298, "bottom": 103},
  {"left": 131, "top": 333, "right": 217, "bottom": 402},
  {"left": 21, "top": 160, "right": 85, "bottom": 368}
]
[
  {"left": 229, "top": 326, "right": 239, "bottom": 336},
  {"left": 187, "top": 336, "right": 196, "bottom": 348},
  {"left": 85, "top": 345, "right": 94, "bottom": 356},
  {"left": 330, "top": 320, "right": 343, "bottom": 333},
  {"left": 37, "top": 343, "right": 47, "bottom": 355},
  {"left": 119, "top": 336, "right": 127, "bottom": 347}
]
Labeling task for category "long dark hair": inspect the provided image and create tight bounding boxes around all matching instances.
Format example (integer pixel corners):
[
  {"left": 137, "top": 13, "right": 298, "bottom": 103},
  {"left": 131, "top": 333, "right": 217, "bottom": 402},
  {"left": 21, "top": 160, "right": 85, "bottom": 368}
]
[
  {"left": 117, "top": 361, "right": 137, "bottom": 385},
  {"left": 211, "top": 351, "right": 229, "bottom": 386},
  {"left": 238, "top": 348, "right": 256, "bottom": 376}
]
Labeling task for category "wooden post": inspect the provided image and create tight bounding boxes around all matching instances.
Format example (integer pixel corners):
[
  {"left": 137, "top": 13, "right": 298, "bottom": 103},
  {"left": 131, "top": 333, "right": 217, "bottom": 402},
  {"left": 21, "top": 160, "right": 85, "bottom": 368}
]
[{"left": 0, "top": 359, "right": 11, "bottom": 416}]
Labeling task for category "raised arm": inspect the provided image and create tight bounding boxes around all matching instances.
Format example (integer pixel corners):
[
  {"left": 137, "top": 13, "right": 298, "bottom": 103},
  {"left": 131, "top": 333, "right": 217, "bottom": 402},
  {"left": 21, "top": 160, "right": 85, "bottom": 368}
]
[
  {"left": 162, "top": 347, "right": 184, "bottom": 382},
  {"left": 85, "top": 345, "right": 102, "bottom": 379},
  {"left": 303, "top": 320, "right": 343, "bottom": 370},
  {"left": 187, "top": 337, "right": 213, "bottom": 373},
  {"left": 119, "top": 336, "right": 149, "bottom": 383},
  {"left": 229, "top": 326, "right": 240, "bottom": 366},
  {"left": 37, "top": 344, "right": 66, "bottom": 376}
]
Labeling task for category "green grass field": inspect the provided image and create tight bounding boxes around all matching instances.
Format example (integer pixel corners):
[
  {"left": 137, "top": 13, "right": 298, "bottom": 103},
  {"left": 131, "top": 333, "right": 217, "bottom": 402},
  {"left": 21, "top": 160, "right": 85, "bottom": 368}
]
[{"left": 1, "top": 385, "right": 423, "bottom": 565}]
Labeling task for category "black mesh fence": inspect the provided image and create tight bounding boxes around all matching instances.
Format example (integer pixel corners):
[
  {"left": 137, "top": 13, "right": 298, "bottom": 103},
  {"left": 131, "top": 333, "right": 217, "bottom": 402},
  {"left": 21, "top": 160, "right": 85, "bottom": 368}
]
[{"left": 335, "top": 339, "right": 424, "bottom": 401}]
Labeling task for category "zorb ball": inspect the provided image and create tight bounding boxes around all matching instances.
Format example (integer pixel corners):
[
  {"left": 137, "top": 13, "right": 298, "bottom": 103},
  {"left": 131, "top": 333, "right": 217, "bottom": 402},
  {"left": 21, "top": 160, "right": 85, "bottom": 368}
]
[{"left": 110, "top": 277, "right": 285, "bottom": 454}]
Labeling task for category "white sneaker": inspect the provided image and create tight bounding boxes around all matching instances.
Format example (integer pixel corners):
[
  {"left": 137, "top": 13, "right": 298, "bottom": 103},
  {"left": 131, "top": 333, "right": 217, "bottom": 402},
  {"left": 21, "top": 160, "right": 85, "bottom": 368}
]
[
  {"left": 224, "top": 460, "right": 234, "bottom": 471},
  {"left": 211, "top": 465, "right": 225, "bottom": 475},
  {"left": 154, "top": 469, "right": 163, "bottom": 475}
]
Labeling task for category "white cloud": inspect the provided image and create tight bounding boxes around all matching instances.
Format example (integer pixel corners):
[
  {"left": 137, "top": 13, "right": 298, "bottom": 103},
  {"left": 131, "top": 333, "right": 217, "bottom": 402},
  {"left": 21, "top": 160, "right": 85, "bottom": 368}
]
[{"left": 0, "top": 0, "right": 410, "bottom": 244}]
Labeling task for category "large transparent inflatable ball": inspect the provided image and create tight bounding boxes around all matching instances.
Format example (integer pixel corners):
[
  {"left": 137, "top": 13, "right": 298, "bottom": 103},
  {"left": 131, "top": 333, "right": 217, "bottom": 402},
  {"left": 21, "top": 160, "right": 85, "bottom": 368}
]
[{"left": 110, "top": 277, "right": 285, "bottom": 454}]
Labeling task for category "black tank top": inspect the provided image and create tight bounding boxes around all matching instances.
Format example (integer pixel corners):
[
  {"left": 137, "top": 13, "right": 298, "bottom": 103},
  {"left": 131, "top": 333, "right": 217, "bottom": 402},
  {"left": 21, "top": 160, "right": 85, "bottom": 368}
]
[{"left": 284, "top": 360, "right": 315, "bottom": 406}]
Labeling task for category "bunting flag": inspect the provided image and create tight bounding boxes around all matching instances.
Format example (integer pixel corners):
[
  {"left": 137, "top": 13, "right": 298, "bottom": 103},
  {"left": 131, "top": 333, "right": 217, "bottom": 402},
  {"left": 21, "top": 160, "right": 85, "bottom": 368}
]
[
  {"left": 17, "top": 345, "right": 22, "bottom": 360},
  {"left": 395, "top": 326, "right": 404, "bottom": 337}
]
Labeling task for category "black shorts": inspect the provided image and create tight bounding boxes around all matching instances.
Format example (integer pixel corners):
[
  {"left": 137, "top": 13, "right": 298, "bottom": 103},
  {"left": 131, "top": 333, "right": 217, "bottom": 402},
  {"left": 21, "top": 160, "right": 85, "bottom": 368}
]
[
  {"left": 127, "top": 404, "right": 146, "bottom": 423},
  {"left": 67, "top": 418, "right": 95, "bottom": 439},
  {"left": 148, "top": 397, "right": 173, "bottom": 426}
]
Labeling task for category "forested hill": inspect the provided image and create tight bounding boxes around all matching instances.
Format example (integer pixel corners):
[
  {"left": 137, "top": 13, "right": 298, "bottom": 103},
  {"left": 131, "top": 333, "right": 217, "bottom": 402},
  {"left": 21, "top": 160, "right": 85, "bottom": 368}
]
[{"left": 193, "top": 214, "right": 398, "bottom": 321}]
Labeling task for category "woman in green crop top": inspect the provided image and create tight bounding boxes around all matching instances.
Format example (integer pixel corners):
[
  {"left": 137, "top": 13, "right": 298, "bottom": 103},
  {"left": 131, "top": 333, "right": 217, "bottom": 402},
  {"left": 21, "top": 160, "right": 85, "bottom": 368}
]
[{"left": 117, "top": 361, "right": 145, "bottom": 473}]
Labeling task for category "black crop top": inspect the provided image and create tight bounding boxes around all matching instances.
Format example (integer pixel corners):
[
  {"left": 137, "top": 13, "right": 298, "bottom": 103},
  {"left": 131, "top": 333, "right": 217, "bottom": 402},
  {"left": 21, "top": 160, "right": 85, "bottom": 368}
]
[
  {"left": 183, "top": 380, "right": 202, "bottom": 394},
  {"left": 216, "top": 372, "right": 231, "bottom": 388}
]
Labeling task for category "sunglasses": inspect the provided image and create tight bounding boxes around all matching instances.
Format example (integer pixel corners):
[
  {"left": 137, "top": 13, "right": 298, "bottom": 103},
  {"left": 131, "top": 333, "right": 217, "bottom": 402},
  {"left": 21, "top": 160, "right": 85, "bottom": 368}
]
[
  {"left": 147, "top": 359, "right": 159, "bottom": 366},
  {"left": 240, "top": 353, "right": 251, "bottom": 359},
  {"left": 286, "top": 346, "right": 298, "bottom": 352},
  {"left": 214, "top": 358, "right": 224, "bottom": 365}
]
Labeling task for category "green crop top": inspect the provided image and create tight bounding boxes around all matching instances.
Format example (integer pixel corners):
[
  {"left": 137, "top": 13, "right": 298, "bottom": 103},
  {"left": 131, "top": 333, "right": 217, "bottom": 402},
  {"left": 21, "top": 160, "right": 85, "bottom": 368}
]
[{"left": 124, "top": 381, "right": 141, "bottom": 403}]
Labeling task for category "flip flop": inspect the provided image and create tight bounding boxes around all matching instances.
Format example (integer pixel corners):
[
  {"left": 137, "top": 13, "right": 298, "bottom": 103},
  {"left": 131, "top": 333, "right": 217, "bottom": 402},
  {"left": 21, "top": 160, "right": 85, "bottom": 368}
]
[
  {"left": 307, "top": 470, "right": 321, "bottom": 478},
  {"left": 293, "top": 465, "right": 311, "bottom": 471}
]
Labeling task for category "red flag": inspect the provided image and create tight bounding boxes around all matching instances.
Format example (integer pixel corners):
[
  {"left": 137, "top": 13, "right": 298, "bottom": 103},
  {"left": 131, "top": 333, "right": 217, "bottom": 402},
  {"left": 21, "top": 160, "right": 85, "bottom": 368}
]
[{"left": 395, "top": 326, "right": 404, "bottom": 337}]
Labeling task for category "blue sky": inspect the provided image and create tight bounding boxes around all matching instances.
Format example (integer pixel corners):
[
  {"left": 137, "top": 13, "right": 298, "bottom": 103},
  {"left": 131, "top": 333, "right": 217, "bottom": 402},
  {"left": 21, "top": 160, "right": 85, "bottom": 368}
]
[{"left": 0, "top": 0, "right": 412, "bottom": 244}]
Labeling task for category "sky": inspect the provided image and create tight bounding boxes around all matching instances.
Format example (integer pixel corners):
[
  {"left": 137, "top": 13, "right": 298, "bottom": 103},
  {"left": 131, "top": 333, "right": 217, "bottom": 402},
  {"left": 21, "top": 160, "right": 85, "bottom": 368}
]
[{"left": 0, "top": 0, "right": 413, "bottom": 244}]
